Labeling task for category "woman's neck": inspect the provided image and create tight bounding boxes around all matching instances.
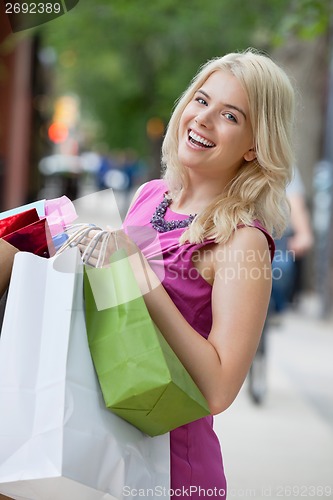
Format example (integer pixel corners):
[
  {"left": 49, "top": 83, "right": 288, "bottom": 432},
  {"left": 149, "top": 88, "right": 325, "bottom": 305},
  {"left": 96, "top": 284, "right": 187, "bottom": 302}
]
[{"left": 171, "top": 173, "right": 230, "bottom": 214}]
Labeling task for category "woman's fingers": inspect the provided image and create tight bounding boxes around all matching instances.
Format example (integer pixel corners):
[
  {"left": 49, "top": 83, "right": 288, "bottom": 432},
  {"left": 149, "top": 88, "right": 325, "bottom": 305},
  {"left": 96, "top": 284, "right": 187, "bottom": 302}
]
[{"left": 76, "top": 229, "right": 139, "bottom": 267}]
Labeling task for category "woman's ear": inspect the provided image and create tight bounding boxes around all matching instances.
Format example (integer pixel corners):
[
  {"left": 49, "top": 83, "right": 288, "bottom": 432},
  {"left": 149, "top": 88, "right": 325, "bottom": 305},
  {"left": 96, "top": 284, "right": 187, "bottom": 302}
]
[{"left": 243, "top": 148, "right": 256, "bottom": 162}]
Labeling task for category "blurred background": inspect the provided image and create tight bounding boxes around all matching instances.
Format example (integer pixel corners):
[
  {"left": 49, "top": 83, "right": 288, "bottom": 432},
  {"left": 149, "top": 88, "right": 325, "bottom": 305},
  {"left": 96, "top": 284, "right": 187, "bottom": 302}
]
[{"left": 0, "top": 0, "right": 332, "bottom": 497}]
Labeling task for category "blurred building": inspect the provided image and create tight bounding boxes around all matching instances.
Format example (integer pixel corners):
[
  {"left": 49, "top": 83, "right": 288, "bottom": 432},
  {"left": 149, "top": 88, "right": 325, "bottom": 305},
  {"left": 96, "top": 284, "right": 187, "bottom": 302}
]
[
  {"left": 0, "top": 3, "right": 50, "bottom": 212},
  {"left": 274, "top": 36, "right": 333, "bottom": 316}
]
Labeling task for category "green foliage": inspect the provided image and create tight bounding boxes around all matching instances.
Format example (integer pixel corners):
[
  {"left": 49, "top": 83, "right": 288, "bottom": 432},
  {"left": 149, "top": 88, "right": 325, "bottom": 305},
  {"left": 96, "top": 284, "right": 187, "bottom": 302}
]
[
  {"left": 273, "top": 0, "right": 332, "bottom": 45},
  {"left": 38, "top": 0, "right": 331, "bottom": 156}
]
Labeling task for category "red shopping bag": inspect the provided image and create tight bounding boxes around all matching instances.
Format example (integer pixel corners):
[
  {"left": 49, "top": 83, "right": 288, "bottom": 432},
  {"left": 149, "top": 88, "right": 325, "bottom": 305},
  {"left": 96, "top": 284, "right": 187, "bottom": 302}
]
[
  {"left": 0, "top": 209, "right": 39, "bottom": 238},
  {"left": 2, "top": 219, "right": 55, "bottom": 258}
]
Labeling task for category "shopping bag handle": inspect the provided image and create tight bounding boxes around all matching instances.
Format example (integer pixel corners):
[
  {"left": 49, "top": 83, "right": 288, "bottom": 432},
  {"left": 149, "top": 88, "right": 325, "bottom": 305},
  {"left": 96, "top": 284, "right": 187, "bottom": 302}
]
[
  {"left": 56, "top": 224, "right": 102, "bottom": 254},
  {"left": 81, "top": 230, "right": 111, "bottom": 267},
  {"left": 57, "top": 223, "right": 117, "bottom": 268}
]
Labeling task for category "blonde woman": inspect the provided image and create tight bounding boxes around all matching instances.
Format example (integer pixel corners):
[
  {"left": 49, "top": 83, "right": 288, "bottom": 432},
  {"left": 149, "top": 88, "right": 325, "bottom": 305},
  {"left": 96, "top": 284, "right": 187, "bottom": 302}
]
[{"left": 80, "top": 48, "right": 295, "bottom": 499}]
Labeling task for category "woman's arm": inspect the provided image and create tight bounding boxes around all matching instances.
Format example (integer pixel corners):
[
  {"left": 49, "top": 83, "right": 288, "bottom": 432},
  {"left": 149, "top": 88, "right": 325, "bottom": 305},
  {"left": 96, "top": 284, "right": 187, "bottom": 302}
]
[
  {"left": 141, "top": 227, "right": 272, "bottom": 414},
  {"left": 0, "top": 239, "right": 19, "bottom": 297},
  {"left": 288, "top": 192, "right": 314, "bottom": 257}
]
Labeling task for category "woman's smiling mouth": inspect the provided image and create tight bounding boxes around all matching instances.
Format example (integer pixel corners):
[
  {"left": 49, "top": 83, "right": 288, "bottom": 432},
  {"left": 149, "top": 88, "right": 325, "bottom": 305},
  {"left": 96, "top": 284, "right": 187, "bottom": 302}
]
[{"left": 188, "top": 129, "right": 216, "bottom": 148}]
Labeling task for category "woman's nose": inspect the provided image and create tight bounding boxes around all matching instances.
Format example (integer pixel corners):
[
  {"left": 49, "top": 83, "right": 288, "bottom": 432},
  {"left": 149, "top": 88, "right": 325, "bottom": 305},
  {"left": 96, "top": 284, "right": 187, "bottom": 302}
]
[{"left": 195, "top": 109, "right": 212, "bottom": 128}]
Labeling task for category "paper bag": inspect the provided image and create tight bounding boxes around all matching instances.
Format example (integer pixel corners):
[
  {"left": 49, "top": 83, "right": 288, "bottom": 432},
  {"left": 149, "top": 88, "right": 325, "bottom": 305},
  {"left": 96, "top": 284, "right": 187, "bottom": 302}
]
[
  {"left": 0, "top": 249, "right": 169, "bottom": 500},
  {"left": 84, "top": 250, "right": 210, "bottom": 437}
]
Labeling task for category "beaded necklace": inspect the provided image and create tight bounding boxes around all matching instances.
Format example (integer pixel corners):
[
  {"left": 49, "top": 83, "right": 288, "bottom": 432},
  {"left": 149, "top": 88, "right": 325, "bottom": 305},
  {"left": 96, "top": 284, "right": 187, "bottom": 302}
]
[{"left": 150, "top": 194, "right": 197, "bottom": 233}]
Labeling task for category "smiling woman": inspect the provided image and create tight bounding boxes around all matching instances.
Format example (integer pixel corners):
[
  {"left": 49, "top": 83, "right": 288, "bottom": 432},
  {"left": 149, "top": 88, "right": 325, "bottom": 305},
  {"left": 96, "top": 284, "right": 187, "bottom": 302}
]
[
  {"left": 74, "top": 48, "right": 295, "bottom": 500},
  {"left": 177, "top": 71, "right": 256, "bottom": 190},
  {"left": 163, "top": 50, "right": 294, "bottom": 245}
]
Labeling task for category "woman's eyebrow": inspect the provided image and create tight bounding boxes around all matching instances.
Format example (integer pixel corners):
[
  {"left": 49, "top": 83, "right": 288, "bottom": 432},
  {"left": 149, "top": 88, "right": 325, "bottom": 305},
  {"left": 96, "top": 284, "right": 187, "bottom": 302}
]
[{"left": 196, "top": 89, "right": 247, "bottom": 120}]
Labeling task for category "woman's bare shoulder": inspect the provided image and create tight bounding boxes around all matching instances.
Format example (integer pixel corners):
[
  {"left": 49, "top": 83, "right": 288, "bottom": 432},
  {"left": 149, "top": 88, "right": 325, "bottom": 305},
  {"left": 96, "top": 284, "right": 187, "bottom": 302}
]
[{"left": 213, "top": 226, "right": 271, "bottom": 269}]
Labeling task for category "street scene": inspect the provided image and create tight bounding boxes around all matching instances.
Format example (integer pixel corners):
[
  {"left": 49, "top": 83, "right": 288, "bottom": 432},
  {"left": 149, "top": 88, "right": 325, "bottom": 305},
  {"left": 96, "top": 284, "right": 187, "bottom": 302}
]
[{"left": 1, "top": 1, "right": 333, "bottom": 499}]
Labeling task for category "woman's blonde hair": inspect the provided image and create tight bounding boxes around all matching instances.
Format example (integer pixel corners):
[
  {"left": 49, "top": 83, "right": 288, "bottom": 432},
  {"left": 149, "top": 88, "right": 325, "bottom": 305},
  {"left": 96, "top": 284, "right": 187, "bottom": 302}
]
[{"left": 162, "top": 48, "right": 295, "bottom": 244}]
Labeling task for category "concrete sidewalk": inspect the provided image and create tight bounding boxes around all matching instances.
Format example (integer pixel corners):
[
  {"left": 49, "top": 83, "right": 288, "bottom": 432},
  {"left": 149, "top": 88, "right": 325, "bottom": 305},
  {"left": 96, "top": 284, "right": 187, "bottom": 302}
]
[{"left": 214, "top": 300, "right": 333, "bottom": 499}]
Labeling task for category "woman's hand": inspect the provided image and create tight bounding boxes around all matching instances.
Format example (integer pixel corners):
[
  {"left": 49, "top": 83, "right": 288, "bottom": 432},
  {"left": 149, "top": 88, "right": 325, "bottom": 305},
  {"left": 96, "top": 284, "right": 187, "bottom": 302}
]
[
  {"left": 77, "top": 228, "right": 140, "bottom": 268},
  {"left": 77, "top": 228, "right": 161, "bottom": 294}
]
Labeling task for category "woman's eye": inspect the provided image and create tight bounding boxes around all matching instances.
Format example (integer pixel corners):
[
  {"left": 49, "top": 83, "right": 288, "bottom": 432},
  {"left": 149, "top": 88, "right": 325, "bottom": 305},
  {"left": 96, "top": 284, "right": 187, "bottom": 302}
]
[
  {"left": 224, "top": 112, "right": 237, "bottom": 123},
  {"left": 195, "top": 97, "right": 208, "bottom": 106}
]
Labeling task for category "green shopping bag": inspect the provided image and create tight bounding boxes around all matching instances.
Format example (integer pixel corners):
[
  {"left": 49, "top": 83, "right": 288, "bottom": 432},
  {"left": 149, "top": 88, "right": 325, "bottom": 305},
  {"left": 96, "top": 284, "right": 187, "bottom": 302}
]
[{"left": 83, "top": 249, "right": 210, "bottom": 436}]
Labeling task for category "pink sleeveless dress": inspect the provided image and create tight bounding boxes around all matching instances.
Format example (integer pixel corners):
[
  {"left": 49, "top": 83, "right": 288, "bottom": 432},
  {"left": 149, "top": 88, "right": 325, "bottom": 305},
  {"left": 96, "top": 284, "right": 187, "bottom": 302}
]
[{"left": 123, "top": 179, "right": 274, "bottom": 499}]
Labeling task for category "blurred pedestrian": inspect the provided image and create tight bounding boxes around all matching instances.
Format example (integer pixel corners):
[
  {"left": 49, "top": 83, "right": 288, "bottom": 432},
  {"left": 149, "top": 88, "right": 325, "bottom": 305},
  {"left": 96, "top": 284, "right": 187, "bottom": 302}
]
[
  {"left": 95, "top": 148, "right": 113, "bottom": 190},
  {"left": 249, "top": 166, "right": 314, "bottom": 404},
  {"left": 272, "top": 166, "right": 314, "bottom": 314},
  {"left": 78, "top": 49, "right": 295, "bottom": 499}
]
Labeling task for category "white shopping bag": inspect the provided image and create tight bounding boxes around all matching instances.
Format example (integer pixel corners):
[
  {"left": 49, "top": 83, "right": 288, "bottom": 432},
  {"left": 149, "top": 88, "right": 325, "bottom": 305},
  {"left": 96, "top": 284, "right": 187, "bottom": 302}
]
[{"left": 0, "top": 249, "right": 170, "bottom": 500}]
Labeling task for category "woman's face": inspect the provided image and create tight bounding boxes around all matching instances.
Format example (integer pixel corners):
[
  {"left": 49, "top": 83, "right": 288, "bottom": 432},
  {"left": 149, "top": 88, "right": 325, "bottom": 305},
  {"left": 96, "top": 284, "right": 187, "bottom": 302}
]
[{"left": 178, "top": 70, "right": 256, "bottom": 182}]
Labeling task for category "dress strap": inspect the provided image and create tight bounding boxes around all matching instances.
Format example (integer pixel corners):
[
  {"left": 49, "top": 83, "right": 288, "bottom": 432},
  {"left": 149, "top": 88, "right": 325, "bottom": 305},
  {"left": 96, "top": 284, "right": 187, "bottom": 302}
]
[{"left": 242, "top": 221, "right": 275, "bottom": 261}]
